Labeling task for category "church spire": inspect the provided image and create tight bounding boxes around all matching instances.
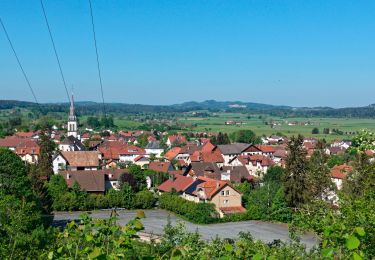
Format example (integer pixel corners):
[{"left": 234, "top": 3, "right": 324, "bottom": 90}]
[
  {"left": 69, "top": 94, "right": 76, "bottom": 121},
  {"left": 67, "top": 93, "right": 78, "bottom": 138}
]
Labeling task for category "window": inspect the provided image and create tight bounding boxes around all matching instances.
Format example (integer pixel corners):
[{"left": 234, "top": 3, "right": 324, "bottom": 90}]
[
  {"left": 223, "top": 200, "right": 229, "bottom": 204},
  {"left": 221, "top": 190, "right": 225, "bottom": 196},
  {"left": 226, "top": 190, "right": 230, "bottom": 196}
]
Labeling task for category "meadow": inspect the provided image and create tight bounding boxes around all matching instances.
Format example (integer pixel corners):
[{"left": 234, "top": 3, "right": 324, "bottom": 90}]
[{"left": 178, "top": 112, "right": 375, "bottom": 140}]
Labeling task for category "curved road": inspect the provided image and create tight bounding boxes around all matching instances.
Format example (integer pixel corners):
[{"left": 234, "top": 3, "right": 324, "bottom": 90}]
[{"left": 53, "top": 209, "right": 317, "bottom": 249}]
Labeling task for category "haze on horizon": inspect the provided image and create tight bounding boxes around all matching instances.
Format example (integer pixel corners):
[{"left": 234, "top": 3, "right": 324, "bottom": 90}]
[{"left": 1, "top": 0, "right": 375, "bottom": 108}]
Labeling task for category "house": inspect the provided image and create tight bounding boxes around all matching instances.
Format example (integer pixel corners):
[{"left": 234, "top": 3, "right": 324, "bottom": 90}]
[
  {"left": 16, "top": 146, "right": 40, "bottom": 164},
  {"left": 14, "top": 131, "right": 35, "bottom": 139},
  {"left": 58, "top": 136, "right": 85, "bottom": 151},
  {"left": 0, "top": 136, "right": 40, "bottom": 163},
  {"left": 218, "top": 143, "right": 251, "bottom": 165},
  {"left": 232, "top": 154, "right": 274, "bottom": 178},
  {"left": 134, "top": 155, "right": 150, "bottom": 168},
  {"left": 190, "top": 142, "right": 224, "bottom": 166},
  {"left": 148, "top": 161, "right": 174, "bottom": 173},
  {"left": 164, "top": 147, "right": 182, "bottom": 161},
  {"left": 242, "top": 145, "right": 276, "bottom": 157},
  {"left": 60, "top": 171, "right": 105, "bottom": 194},
  {"left": 273, "top": 149, "right": 287, "bottom": 166},
  {"left": 118, "top": 145, "right": 146, "bottom": 163},
  {"left": 145, "top": 141, "right": 164, "bottom": 157},
  {"left": 166, "top": 134, "right": 187, "bottom": 148},
  {"left": 0, "top": 135, "right": 30, "bottom": 151},
  {"left": 53, "top": 151, "right": 100, "bottom": 174},
  {"left": 158, "top": 175, "right": 246, "bottom": 218},
  {"left": 98, "top": 141, "right": 145, "bottom": 164},
  {"left": 221, "top": 166, "right": 253, "bottom": 182},
  {"left": 331, "top": 164, "right": 353, "bottom": 190},
  {"left": 158, "top": 174, "right": 195, "bottom": 193},
  {"left": 185, "top": 162, "right": 222, "bottom": 179}
]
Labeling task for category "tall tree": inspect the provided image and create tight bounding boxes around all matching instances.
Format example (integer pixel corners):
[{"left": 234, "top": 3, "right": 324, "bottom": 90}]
[
  {"left": 28, "top": 131, "right": 55, "bottom": 214},
  {"left": 38, "top": 131, "right": 55, "bottom": 180},
  {"left": 307, "top": 140, "right": 334, "bottom": 200},
  {"left": 0, "top": 148, "right": 33, "bottom": 199},
  {"left": 283, "top": 135, "right": 309, "bottom": 208}
]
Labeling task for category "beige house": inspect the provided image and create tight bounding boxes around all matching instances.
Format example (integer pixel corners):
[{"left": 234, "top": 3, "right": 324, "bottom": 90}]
[{"left": 159, "top": 175, "right": 245, "bottom": 218}]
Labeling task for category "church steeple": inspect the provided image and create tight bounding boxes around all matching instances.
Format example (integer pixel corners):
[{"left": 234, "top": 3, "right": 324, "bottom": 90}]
[
  {"left": 69, "top": 94, "right": 76, "bottom": 121},
  {"left": 67, "top": 94, "right": 78, "bottom": 138}
]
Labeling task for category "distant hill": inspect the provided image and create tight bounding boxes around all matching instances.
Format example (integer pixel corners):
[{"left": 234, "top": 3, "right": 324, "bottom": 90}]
[
  {"left": 173, "top": 100, "right": 291, "bottom": 110},
  {"left": 1, "top": 99, "right": 375, "bottom": 118}
]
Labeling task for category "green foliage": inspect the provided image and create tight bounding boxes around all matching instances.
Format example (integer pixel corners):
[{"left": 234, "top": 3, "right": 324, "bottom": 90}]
[
  {"left": 245, "top": 182, "right": 292, "bottom": 222},
  {"left": 211, "top": 132, "right": 230, "bottom": 145},
  {"left": 0, "top": 148, "right": 34, "bottom": 199},
  {"left": 128, "top": 164, "right": 147, "bottom": 191},
  {"left": 134, "top": 190, "right": 156, "bottom": 209},
  {"left": 86, "top": 116, "right": 101, "bottom": 128},
  {"left": 306, "top": 140, "right": 335, "bottom": 200},
  {"left": 350, "top": 129, "right": 375, "bottom": 153},
  {"left": 137, "top": 133, "right": 149, "bottom": 148},
  {"left": 159, "top": 193, "right": 218, "bottom": 224},
  {"left": 230, "top": 130, "right": 261, "bottom": 144},
  {"left": 45, "top": 214, "right": 144, "bottom": 259},
  {"left": 312, "top": 127, "right": 320, "bottom": 134},
  {"left": 263, "top": 166, "right": 285, "bottom": 183},
  {"left": 327, "top": 154, "right": 346, "bottom": 168},
  {"left": 283, "top": 135, "right": 309, "bottom": 208}
]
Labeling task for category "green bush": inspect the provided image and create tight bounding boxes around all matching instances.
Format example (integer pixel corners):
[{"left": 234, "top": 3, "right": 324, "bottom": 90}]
[
  {"left": 135, "top": 190, "right": 156, "bottom": 209},
  {"left": 159, "top": 193, "right": 218, "bottom": 224}
]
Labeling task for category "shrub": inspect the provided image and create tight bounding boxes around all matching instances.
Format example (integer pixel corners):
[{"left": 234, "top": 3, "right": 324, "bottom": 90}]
[
  {"left": 159, "top": 193, "right": 218, "bottom": 224},
  {"left": 135, "top": 190, "right": 156, "bottom": 209}
]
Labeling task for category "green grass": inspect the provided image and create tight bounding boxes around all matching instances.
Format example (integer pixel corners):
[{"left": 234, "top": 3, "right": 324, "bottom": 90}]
[{"left": 178, "top": 113, "right": 375, "bottom": 141}]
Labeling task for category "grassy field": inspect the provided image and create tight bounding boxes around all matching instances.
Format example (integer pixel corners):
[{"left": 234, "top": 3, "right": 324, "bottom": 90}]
[
  {"left": 178, "top": 113, "right": 375, "bottom": 141},
  {"left": 2, "top": 107, "right": 375, "bottom": 141}
]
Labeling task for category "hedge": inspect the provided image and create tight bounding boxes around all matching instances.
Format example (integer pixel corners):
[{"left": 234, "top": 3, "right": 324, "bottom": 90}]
[{"left": 159, "top": 193, "right": 218, "bottom": 224}]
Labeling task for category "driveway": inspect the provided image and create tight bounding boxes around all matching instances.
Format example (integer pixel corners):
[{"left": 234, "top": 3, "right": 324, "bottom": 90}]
[{"left": 53, "top": 209, "right": 317, "bottom": 249}]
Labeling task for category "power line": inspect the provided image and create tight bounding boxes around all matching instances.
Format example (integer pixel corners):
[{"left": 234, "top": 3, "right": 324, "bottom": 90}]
[
  {"left": 40, "top": 0, "right": 70, "bottom": 103},
  {"left": 0, "top": 17, "right": 40, "bottom": 105},
  {"left": 88, "top": 0, "right": 107, "bottom": 117}
]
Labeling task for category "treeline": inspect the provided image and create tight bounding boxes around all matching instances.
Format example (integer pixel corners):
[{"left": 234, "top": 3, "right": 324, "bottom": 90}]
[{"left": 2, "top": 100, "right": 375, "bottom": 118}]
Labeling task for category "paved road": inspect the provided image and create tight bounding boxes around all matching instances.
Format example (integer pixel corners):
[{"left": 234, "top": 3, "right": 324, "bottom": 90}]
[{"left": 54, "top": 209, "right": 317, "bottom": 249}]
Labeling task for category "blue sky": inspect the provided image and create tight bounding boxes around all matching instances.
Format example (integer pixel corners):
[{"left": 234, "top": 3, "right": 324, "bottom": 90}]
[{"left": 1, "top": 0, "right": 375, "bottom": 107}]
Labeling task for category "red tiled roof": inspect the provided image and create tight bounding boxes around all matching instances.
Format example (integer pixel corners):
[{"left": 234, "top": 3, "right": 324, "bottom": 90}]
[
  {"left": 149, "top": 161, "right": 172, "bottom": 173},
  {"left": 196, "top": 176, "right": 228, "bottom": 199},
  {"left": 164, "top": 147, "right": 182, "bottom": 161},
  {"left": 15, "top": 132, "right": 34, "bottom": 138},
  {"left": 61, "top": 151, "right": 99, "bottom": 167},
  {"left": 134, "top": 155, "right": 149, "bottom": 162},
  {"left": 16, "top": 146, "right": 40, "bottom": 155},
  {"left": 168, "top": 135, "right": 187, "bottom": 144},
  {"left": 158, "top": 175, "right": 195, "bottom": 193},
  {"left": 98, "top": 141, "right": 145, "bottom": 160},
  {"left": 61, "top": 171, "right": 105, "bottom": 192},
  {"left": 331, "top": 164, "right": 353, "bottom": 179},
  {"left": 255, "top": 145, "right": 276, "bottom": 153},
  {"left": 238, "top": 154, "right": 274, "bottom": 167}
]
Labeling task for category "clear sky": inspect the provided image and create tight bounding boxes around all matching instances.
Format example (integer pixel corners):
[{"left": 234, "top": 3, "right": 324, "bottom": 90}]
[{"left": 1, "top": 0, "right": 375, "bottom": 107}]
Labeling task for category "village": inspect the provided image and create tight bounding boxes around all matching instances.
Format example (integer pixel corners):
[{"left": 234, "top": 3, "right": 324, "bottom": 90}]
[{"left": 0, "top": 95, "right": 366, "bottom": 219}]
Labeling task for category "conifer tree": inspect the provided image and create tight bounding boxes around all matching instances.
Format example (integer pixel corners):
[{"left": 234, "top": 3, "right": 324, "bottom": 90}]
[
  {"left": 307, "top": 140, "right": 334, "bottom": 200},
  {"left": 283, "top": 135, "right": 309, "bottom": 208}
]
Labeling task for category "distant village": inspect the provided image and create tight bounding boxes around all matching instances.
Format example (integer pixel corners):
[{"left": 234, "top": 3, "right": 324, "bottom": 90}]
[{"left": 0, "top": 96, "right": 371, "bottom": 218}]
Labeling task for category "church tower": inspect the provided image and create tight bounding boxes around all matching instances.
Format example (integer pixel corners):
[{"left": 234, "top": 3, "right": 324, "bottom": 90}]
[{"left": 67, "top": 94, "right": 78, "bottom": 138}]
